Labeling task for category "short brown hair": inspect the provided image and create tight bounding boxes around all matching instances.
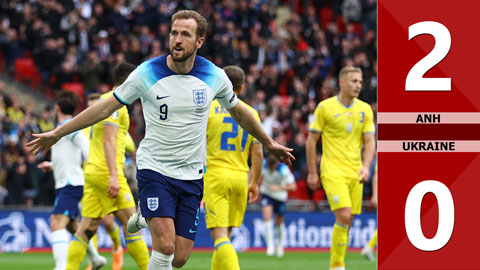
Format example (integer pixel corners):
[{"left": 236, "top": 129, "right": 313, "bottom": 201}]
[
  {"left": 112, "top": 62, "right": 137, "bottom": 87},
  {"left": 171, "top": 10, "right": 208, "bottom": 39},
  {"left": 339, "top": 66, "right": 362, "bottom": 80},
  {"left": 223, "top": 66, "right": 245, "bottom": 92},
  {"left": 56, "top": 90, "right": 79, "bottom": 115}
]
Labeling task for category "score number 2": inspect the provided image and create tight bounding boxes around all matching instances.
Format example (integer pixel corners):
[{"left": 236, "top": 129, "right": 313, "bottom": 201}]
[
  {"left": 404, "top": 21, "right": 454, "bottom": 251},
  {"left": 406, "top": 21, "right": 451, "bottom": 91}
]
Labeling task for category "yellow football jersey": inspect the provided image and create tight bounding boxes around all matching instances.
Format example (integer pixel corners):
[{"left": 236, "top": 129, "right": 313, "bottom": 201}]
[
  {"left": 309, "top": 96, "right": 375, "bottom": 180},
  {"left": 125, "top": 132, "right": 135, "bottom": 154},
  {"left": 84, "top": 91, "right": 130, "bottom": 176},
  {"left": 82, "top": 126, "right": 92, "bottom": 141},
  {"left": 206, "top": 99, "right": 260, "bottom": 172}
]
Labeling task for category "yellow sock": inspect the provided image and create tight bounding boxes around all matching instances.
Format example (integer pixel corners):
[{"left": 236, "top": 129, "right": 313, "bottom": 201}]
[
  {"left": 368, "top": 229, "right": 377, "bottom": 249},
  {"left": 66, "top": 235, "right": 88, "bottom": 270},
  {"left": 213, "top": 237, "right": 239, "bottom": 270},
  {"left": 330, "top": 222, "right": 349, "bottom": 269},
  {"left": 211, "top": 249, "right": 221, "bottom": 270},
  {"left": 125, "top": 233, "right": 149, "bottom": 270},
  {"left": 91, "top": 233, "right": 98, "bottom": 249},
  {"left": 108, "top": 223, "right": 121, "bottom": 251}
]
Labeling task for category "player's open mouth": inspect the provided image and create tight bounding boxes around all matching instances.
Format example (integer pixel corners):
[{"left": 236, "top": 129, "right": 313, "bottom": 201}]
[{"left": 174, "top": 47, "right": 183, "bottom": 51}]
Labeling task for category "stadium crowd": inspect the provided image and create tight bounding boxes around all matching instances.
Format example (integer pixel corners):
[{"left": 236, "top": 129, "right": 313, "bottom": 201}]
[{"left": 0, "top": 0, "right": 377, "bottom": 207}]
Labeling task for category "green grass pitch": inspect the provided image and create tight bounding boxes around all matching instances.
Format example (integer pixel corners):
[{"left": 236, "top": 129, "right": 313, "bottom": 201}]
[{"left": 0, "top": 250, "right": 376, "bottom": 270}]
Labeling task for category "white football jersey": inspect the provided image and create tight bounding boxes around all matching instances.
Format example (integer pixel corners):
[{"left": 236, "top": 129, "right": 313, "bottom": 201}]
[
  {"left": 51, "top": 118, "right": 89, "bottom": 189},
  {"left": 114, "top": 55, "right": 238, "bottom": 180},
  {"left": 260, "top": 163, "right": 295, "bottom": 202}
]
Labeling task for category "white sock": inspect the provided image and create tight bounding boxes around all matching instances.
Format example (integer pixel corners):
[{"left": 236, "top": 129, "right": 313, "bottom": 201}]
[
  {"left": 148, "top": 250, "right": 174, "bottom": 270},
  {"left": 276, "top": 223, "right": 285, "bottom": 248},
  {"left": 264, "top": 220, "right": 274, "bottom": 249},
  {"left": 51, "top": 229, "right": 70, "bottom": 270},
  {"left": 86, "top": 238, "right": 101, "bottom": 263}
]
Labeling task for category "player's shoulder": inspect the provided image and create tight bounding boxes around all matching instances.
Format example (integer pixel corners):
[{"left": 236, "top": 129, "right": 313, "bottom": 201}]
[
  {"left": 354, "top": 98, "right": 373, "bottom": 110},
  {"left": 139, "top": 54, "right": 176, "bottom": 79},
  {"left": 193, "top": 56, "right": 227, "bottom": 78},
  {"left": 194, "top": 55, "right": 218, "bottom": 69},
  {"left": 142, "top": 54, "right": 167, "bottom": 69},
  {"left": 318, "top": 96, "right": 337, "bottom": 108},
  {"left": 190, "top": 56, "right": 230, "bottom": 92}
]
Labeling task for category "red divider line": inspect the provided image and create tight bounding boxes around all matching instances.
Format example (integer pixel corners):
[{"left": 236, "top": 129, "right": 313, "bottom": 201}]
[{"left": 378, "top": 124, "right": 480, "bottom": 140}]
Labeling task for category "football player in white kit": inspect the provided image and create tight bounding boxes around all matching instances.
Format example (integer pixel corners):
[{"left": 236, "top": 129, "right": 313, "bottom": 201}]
[
  {"left": 37, "top": 91, "right": 106, "bottom": 270},
  {"left": 260, "top": 155, "right": 297, "bottom": 257},
  {"left": 27, "top": 10, "right": 294, "bottom": 270}
]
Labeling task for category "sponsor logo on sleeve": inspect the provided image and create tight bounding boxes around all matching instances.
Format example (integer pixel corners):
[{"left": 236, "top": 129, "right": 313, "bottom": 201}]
[{"left": 229, "top": 93, "right": 236, "bottom": 103}]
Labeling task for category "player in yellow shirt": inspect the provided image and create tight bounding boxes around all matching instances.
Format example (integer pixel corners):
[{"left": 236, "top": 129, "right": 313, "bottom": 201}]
[
  {"left": 82, "top": 93, "right": 136, "bottom": 270},
  {"left": 66, "top": 63, "right": 149, "bottom": 270},
  {"left": 306, "top": 66, "right": 376, "bottom": 270},
  {"left": 204, "top": 66, "right": 263, "bottom": 270}
]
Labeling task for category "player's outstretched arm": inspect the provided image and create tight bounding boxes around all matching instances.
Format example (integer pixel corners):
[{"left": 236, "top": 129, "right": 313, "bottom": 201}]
[
  {"left": 26, "top": 95, "right": 124, "bottom": 155},
  {"left": 248, "top": 143, "right": 263, "bottom": 203},
  {"left": 104, "top": 123, "right": 120, "bottom": 198},
  {"left": 306, "top": 131, "right": 321, "bottom": 191},
  {"left": 228, "top": 102, "right": 295, "bottom": 165}
]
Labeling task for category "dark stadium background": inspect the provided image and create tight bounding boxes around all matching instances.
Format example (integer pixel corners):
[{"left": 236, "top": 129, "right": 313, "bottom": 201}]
[{"left": 0, "top": 0, "right": 377, "bottom": 268}]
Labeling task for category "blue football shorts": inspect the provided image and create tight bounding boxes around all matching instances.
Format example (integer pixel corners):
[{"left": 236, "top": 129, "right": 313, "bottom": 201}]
[
  {"left": 52, "top": 185, "right": 83, "bottom": 220},
  {"left": 137, "top": 169, "right": 203, "bottom": 241},
  {"left": 260, "top": 194, "right": 287, "bottom": 216}
]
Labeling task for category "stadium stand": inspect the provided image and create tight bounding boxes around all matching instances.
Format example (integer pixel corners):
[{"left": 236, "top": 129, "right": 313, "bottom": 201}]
[{"left": 0, "top": 0, "right": 377, "bottom": 209}]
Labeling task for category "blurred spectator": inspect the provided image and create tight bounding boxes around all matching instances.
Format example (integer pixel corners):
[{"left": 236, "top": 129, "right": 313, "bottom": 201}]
[
  {"left": 37, "top": 106, "right": 55, "bottom": 133},
  {"left": 125, "top": 36, "right": 144, "bottom": 65},
  {"left": 60, "top": 9, "right": 80, "bottom": 45},
  {"left": 38, "top": 38, "right": 65, "bottom": 83},
  {"left": 5, "top": 155, "right": 28, "bottom": 205},
  {"left": 79, "top": 50, "right": 104, "bottom": 93},
  {"left": 6, "top": 95, "right": 24, "bottom": 124},
  {"left": 93, "top": 30, "right": 111, "bottom": 62}
]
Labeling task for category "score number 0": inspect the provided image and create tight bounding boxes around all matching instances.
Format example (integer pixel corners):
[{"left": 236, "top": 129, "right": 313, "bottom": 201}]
[{"left": 403, "top": 21, "right": 454, "bottom": 251}]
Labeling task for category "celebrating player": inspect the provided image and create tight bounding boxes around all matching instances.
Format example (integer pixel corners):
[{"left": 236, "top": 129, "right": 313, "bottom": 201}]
[
  {"left": 27, "top": 10, "right": 293, "bottom": 270},
  {"left": 306, "top": 66, "right": 376, "bottom": 270}
]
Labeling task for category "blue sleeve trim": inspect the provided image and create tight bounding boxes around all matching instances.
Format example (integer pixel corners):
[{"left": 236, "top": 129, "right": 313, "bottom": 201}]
[
  {"left": 113, "top": 91, "right": 130, "bottom": 105},
  {"left": 104, "top": 121, "right": 119, "bottom": 128},
  {"left": 308, "top": 128, "right": 322, "bottom": 134},
  {"left": 70, "top": 131, "right": 80, "bottom": 141}
]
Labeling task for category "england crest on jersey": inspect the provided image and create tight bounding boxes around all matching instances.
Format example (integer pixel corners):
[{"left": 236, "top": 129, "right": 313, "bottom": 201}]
[
  {"left": 192, "top": 89, "right": 207, "bottom": 106},
  {"left": 147, "top": 197, "right": 159, "bottom": 211}
]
